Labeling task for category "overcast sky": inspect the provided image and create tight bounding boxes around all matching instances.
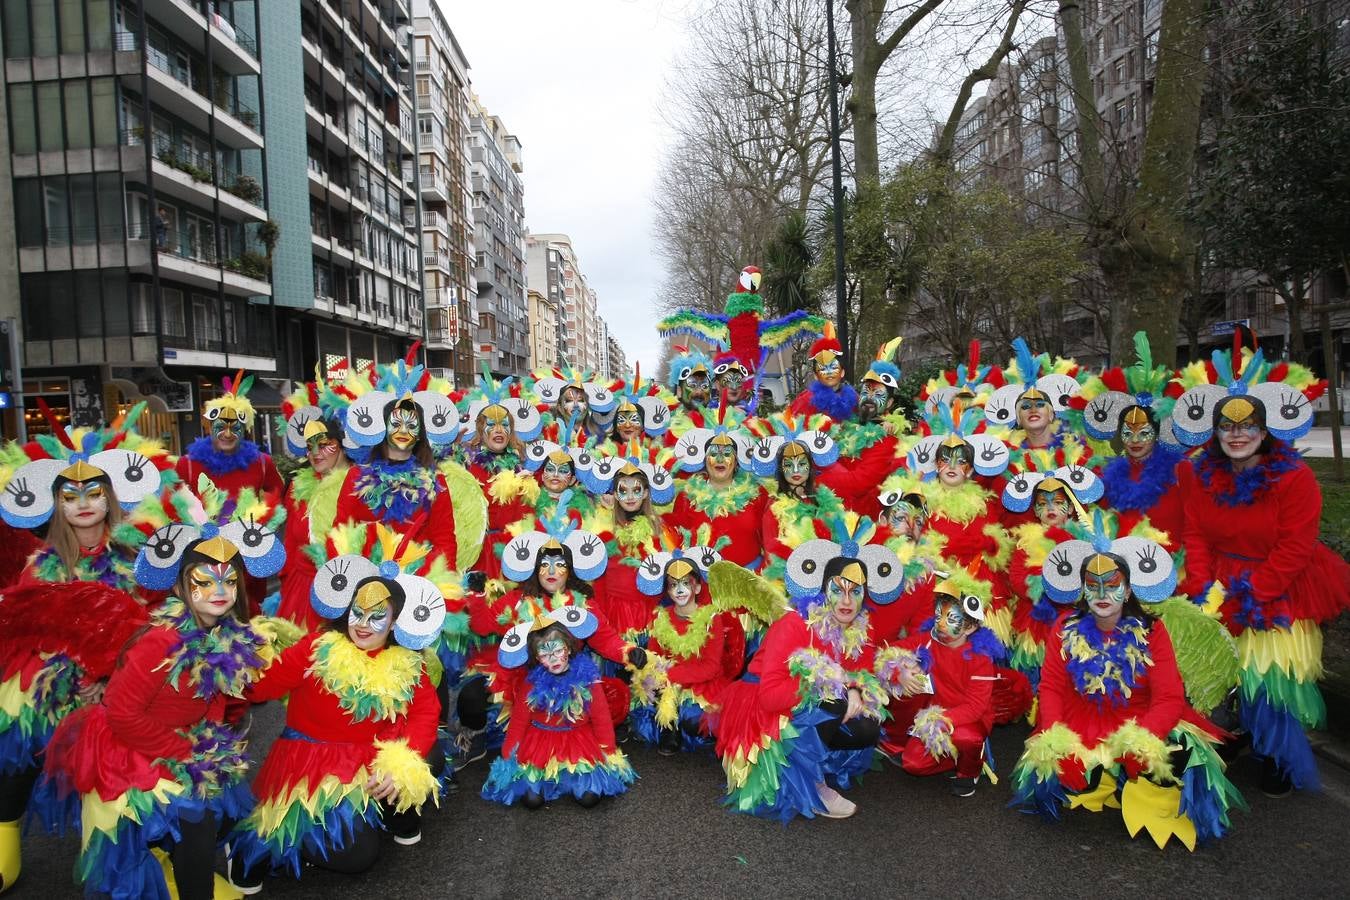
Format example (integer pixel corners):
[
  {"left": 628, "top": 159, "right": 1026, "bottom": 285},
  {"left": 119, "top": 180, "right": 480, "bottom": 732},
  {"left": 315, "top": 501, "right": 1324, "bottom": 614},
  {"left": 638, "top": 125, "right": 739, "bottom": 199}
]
[{"left": 443, "top": 0, "right": 696, "bottom": 378}]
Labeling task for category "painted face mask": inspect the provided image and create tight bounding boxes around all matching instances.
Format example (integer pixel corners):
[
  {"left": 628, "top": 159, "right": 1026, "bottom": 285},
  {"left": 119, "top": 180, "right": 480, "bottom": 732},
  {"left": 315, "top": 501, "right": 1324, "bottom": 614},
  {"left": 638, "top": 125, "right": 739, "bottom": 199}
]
[
  {"left": 349, "top": 581, "right": 394, "bottom": 636},
  {"left": 816, "top": 359, "right": 843, "bottom": 389},
  {"left": 781, "top": 453, "right": 811, "bottom": 486},
  {"left": 686, "top": 373, "right": 711, "bottom": 398},
  {"left": 1033, "top": 489, "right": 1073, "bottom": 527},
  {"left": 536, "top": 637, "right": 571, "bottom": 674},
  {"left": 559, "top": 388, "right": 587, "bottom": 419},
  {"left": 706, "top": 441, "right": 737, "bottom": 478},
  {"left": 614, "top": 475, "right": 647, "bottom": 512},
  {"left": 59, "top": 481, "right": 110, "bottom": 528},
  {"left": 542, "top": 459, "right": 574, "bottom": 492},
  {"left": 1084, "top": 566, "right": 1128, "bottom": 619},
  {"left": 306, "top": 434, "right": 341, "bottom": 472},
  {"left": 935, "top": 444, "right": 973, "bottom": 486},
  {"left": 1121, "top": 421, "right": 1156, "bottom": 459},
  {"left": 538, "top": 553, "right": 570, "bottom": 591},
  {"left": 187, "top": 562, "right": 239, "bottom": 620},
  {"left": 826, "top": 572, "right": 864, "bottom": 624},
  {"left": 858, "top": 383, "right": 889, "bottom": 415},
  {"left": 932, "top": 596, "right": 972, "bottom": 645},
  {"left": 1017, "top": 396, "right": 1052, "bottom": 429},
  {"left": 480, "top": 406, "right": 512, "bottom": 451},
  {"left": 887, "top": 500, "right": 926, "bottom": 538},
  {"left": 1216, "top": 407, "right": 1265, "bottom": 463},
  {"left": 388, "top": 406, "right": 421, "bottom": 451},
  {"left": 666, "top": 573, "right": 698, "bottom": 606},
  {"left": 615, "top": 410, "right": 643, "bottom": 438}
]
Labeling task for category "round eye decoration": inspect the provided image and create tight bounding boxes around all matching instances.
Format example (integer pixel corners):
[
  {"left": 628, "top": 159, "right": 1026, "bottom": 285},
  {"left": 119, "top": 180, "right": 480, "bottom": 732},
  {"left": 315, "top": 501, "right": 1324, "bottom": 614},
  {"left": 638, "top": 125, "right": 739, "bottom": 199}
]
[
  {"left": 311, "top": 555, "right": 379, "bottom": 618},
  {"left": 501, "top": 533, "right": 549, "bottom": 584},
  {"left": 785, "top": 539, "right": 841, "bottom": 600},
  {"left": 505, "top": 399, "right": 543, "bottom": 441},
  {"left": 92, "top": 449, "right": 161, "bottom": 508},
  {"left": 134, "top": 524, "right": 203, "bottom": 590},
  {"left": 857, "top": 545, "right": 905, "bottom": 604},
  {"left": 0, "top": 458, "right": 66, "bottom": 528},
  {"left": 967, "top": 435, "right": 1011, "bottom": 477},
  {"left": 983, "top": 385, "right": 1023, "bottom": 425},
  {"left": 879, "top": 490, "right": 901, "bottom": 509},
  {"left": 1040, "top": 540, "right": 1094, "bottom": 603},
  {"left": 392, "top": 574, "right": 447, "bottom": 650},
  {"left": 1248, "top": 382, "right": 1314, "bottom": 441},
  {"left": 1001, "top": 471, "right": 1044, "bottom": 513},
  {"left": 1111, "top": 536, "right": 1176, "bottom": 602},
  {"left": 345, "top": 391, "right": 395, "bottom": 447},
  {"left": 636, "top": 552, "right": 670, "bottom": 596},
  {"left": 962, "top": 594, "right": 984, "bottom": 620},
  {"left": 1082, "top": 392, "right": 1133, "bottom": 440},
  {"left": 218, "top": 518, "right": 285, "bottom": 578},
  {"left": 497, "top": 622, "right": 534, "bottom": 669},
  {"left": 678, "top": 366, "right": 692, "bottom": 382},
  {"left": 414, "top": 391, "right": 460, "bottom": 446},
  {"left": 533, "top": 377, "right": 565, "bottom": 406},
  {"left": 1055, "top": 465, "right": 1103, "bottom": 504},
  {"left": 563, "top": 530, "right": 608, "bottom": 581},
  {"left": 804, "top": 431, "right": 839, "bottom": 467},
  {"left": 551, "top": 603, "right": 598, "bottom": 640},
  {"left": 205, "top": 407, "right": 222, "bottom": 422},
  {"left": 284, "top": 405, "right": 325, "bottom": 457},
  {"left": 587, "top": 385, "right": 617, "bottom": 414},
  {"left": 1037, "top": 374, "right": 1081, "bottom": 412},
  {"left": 1170, "top": 385, "right": 1226, "bottom": 446}
]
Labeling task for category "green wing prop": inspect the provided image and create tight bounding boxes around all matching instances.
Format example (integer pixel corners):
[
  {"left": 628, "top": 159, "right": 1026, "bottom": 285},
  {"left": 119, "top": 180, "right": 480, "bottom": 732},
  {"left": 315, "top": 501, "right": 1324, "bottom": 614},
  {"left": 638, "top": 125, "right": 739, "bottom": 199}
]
[
  {"left": 439, "top": 458, "right": 488, "bottom": 573},
  {"left": 1153, "top": 597, "right": 1240, "bottom": 712},
  {"left": 708, "top": 560, "right": 788, "bottom": 624}
]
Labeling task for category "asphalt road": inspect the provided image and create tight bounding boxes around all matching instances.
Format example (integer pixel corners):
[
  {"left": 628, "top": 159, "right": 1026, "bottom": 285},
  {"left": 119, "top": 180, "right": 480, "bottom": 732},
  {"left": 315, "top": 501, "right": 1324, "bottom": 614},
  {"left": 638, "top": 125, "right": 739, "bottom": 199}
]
[{"left": 16, "top": 700, "right": 1350, "bottom": 899}]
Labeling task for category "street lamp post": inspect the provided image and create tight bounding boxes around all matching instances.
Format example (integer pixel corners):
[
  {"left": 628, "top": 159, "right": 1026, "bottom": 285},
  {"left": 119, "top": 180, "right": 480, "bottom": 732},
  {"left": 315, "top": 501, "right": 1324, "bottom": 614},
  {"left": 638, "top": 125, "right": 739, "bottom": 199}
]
[{"left": 824, "top": 0, "right": 851, "bottom": 381}]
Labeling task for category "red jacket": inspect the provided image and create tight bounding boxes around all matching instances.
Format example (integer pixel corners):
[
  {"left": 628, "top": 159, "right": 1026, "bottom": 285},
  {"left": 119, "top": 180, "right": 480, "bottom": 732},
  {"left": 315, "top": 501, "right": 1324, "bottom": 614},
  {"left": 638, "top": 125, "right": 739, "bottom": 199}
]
[
  {"left": 334, "top": 464, "right": 458, "bottom": 564},
  {"left": 898, "top": 631, "right": 995, "bottom": 732},
  {"left": 174, "top": 451, "right": 283, "bottom": 501},
  {"left": 666, "top": 480, "right": 768, "bottom": 570}
]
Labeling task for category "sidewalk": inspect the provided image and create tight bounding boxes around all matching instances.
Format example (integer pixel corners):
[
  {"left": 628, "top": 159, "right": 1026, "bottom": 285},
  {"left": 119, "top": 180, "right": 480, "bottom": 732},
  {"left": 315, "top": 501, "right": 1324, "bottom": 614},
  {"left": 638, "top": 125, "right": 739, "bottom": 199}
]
[{"left": 1298, "top": 426, "right": 1347, "bottom": 459}]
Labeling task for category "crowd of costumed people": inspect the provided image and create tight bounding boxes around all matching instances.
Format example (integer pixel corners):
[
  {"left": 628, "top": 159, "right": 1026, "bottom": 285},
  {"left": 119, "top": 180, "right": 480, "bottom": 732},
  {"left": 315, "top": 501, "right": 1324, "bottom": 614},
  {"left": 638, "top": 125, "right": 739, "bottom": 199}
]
[{"left": 0, "top": 264, "right": 1346, "bottom": 899}]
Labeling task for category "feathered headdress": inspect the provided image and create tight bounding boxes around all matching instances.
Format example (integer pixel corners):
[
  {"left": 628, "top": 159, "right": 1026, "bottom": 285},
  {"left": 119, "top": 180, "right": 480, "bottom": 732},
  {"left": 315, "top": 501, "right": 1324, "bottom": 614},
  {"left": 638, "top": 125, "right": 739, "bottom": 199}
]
[
  {"left": 202, "top": 369, "right": 257, "bottom": 429},
  {"left": 906, "top": 399, "right": 1011, "bottom": 478},
  {"left": 500, "top": 489, "right": 608, "bottom": 583},
  {"left": 343, "top": 350, "right": 459, "bottom": 450},
  {"left": 458, "top": 368, "right": 544, "bottom": 443},
  {"left": 1074, "top": 332, "right": 1184, "bottom": 443},
  {"left": 609, "top": 365, "right": 676, "bottom": 438},
  {"left": 131, "top": 476, "right": 287, "bottom": 590},
  {"left": 665, "top": 345, "right": 714, "bottom": 392},
  {"left": 861, "top": 336, "right": 904, "bottom": 389},
  {"left": 588, "top": 441, "right": 677, "bottom": 505},
  {"left": 0, "top": 402, "right": 174, "bottom": 529},
  {"left": 1171, "top": 336, "right": 1324, "bottom": 446},
  {"left": 984, "top": 338, "right": 1084, "bottom": 428},
  {"left": 495, "top": 592, "right": 600, "bottom": 669},
  {"left": 1001, "top": 446, "right": 1103, "bottom": 513},
  {"left": 1040, "top": 509, "right": 1176, "bottom": 604},
  {"left": 671, "top": 397, "right": 756, "bottom": 473},
  {"left": 309, "top": 522, "right": 456, "bottom": 650},
  {"left": 522, "top": 411, "right": 600, "bottom": 486},
  {"left": 922, "top": 340, "right": 1002, "bottom": 410},
  {"left": 746, "top": 412, "right": 839, "bottom": 477},
  {"left": 635, "top": 524, "right": 726, "bottom": 597},
  {"left": 785, "top": 512, "right": 905, "bottom": 605},
  {"left": 530, "top": 362, "right": 618, "bottom": 416}
]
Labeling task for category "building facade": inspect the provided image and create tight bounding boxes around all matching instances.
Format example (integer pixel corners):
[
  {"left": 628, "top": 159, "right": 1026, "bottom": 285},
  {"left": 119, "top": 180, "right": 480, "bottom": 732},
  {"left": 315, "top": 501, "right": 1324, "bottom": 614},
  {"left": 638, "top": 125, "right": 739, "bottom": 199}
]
[
  {"left": 412, "top": 0, "right": 474, "bottom": 387},
  {"left": 2, "top": 0, "right": 276, "bottom": 447},
  {"left": 526, "top": 232, "right": 604, "bottom": 373},
  {"left": 469, "top": 95, "right": 528, "bottom": 378},
  {"left": 526, "top": 287, "right": 558, "bottom": 372},
  {"left": 605, "top": 329, "right": 628, "bottom": 382}
]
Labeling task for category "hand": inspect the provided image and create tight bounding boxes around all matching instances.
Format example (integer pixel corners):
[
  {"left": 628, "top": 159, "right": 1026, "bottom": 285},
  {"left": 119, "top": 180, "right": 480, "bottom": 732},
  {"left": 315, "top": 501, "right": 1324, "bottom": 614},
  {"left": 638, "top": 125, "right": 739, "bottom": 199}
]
[
  {"left": 599, "top": 494, "right": 615, "bottom": 509},
  {"left": 626, "top": 646, "right": 648, "bottom": 670},
  {"left": 883, "top": 421, "right": 899, "bottom": 436},
  {"left": 896, "top": 666, "right": 927, "bottom": 697},
  {"left": 843, "top": 688, "right": 864, "bottom": 722},
  {"left": 78, "top": 681, "right": 107, "bottom": 705},
  {"left": 367, "top": 772, "right": 398, "bottom": 803}
]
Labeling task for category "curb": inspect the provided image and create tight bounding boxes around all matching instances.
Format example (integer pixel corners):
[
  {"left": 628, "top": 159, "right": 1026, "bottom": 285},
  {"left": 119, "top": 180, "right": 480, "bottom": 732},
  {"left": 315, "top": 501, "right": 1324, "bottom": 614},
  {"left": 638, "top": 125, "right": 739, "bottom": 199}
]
[{"left": 1310, "top": 731, "right": 1350, "bottom": 771}]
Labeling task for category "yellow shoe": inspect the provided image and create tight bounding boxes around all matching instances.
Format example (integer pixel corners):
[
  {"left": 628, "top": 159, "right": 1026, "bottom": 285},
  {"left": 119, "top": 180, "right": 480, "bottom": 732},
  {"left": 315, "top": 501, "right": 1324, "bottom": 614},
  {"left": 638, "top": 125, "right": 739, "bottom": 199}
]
[
  {"left": 0, "top": 819, "right": 20, "bottom": 893},
  {"left": 1120, "top": 777, "right": 1198, "bottom": 851},
  {"left": 1067, "top": 771, "right": 1121, "bottom": 812}
]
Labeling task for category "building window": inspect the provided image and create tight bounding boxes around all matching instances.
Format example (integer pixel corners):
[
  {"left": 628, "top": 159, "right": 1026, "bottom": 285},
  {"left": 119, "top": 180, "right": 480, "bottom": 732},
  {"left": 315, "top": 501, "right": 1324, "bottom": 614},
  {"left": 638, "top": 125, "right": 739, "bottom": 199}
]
[{"left": 8, "top": 84, "right": 35, "bottom": 154}]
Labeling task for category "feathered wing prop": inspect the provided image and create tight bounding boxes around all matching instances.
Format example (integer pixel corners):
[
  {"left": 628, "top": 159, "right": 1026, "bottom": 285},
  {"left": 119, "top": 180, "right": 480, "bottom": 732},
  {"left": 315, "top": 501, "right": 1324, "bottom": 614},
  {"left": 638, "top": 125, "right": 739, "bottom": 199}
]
[
  {"left": 707, "top": 559, "right": 788, "bottom": 624},
  {"left": 437, "top": 458, "right": 489, "bottom": 573},
  {"left": 1150, "top": 596, "right": 1240, "bottom": 713},
  {"left": 0, "top": 581, "right": 149, "bottom": 681}
]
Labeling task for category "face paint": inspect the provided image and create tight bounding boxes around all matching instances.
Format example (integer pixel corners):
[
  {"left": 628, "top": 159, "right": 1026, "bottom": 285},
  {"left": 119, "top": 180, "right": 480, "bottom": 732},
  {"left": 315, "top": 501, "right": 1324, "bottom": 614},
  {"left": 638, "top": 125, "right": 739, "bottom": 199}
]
[
  {"left": 536, "top": 637, "right": 571, "bottom": 674},
  {"left": 559, "top": 387, "right": 587, "bottom": 418},
  {"left": 541, "top": 459, "right": 574, "bottom": 493},
  {"left": 388, "top": 407, "right": 421, "bottom": 451},
  {"left": 1033, "top": 489, "right": 1073, "bottom": 527},
  {"left": 186, "top": 562, "right": 239, "bottom": 624},
  {"left": 858, "top": 383, "right": 889, "bottom": 419},
  {"left": 615, "top": 475, "right": 648, "bottom": 513},
  {"left": 886, "top": 501, "right": 925, "bottom": 538},
  {"left": 615, "top": 410, "right": 643, "bottom": 439},
  {"left": 1017, "top": 396, "right": 1051, "bottom": 431},
  {"left": 59, "top": 481, "right": 110, "bottom": 530},
  {"left": 781, "top": 453, "right": 811, "bottom": 486},
  {"left": 816, "top": 359, "right": 843, "bottom": 389},
  {"left": 479, "top": 407, "right": 512, "bottom": 452},
  {"left": 1217, "top": 417, "right": 1265, "bottom": 463},
  {"left": 935, "top": 444, "right": 973, "bottom": 487},
  {"left": 1121, "top": 421, "right": 1157, "bottom": 461},
  {"left": 931, "top": 597, "right": 973, "bottom": 646},
  {"left": 210, "top": 416, "right": 241, "bottom": 453},
  {"left": 826, "top": 574, "right": 864, "bottom": 625},
  {"left": 1084, "top": 568, "right": 1128, "bottom": 621},
  {"left": 306, "top": 434, "right": 341, "bottom": 474},
  {"left": 706, "top": 441, "right": 737, "bottom": 481},
  {"left": 666, "top": 573, "right": 698, "bottom": 607},
  {"left": 538, "top": 553, "right": 569, "bottom": 593}
]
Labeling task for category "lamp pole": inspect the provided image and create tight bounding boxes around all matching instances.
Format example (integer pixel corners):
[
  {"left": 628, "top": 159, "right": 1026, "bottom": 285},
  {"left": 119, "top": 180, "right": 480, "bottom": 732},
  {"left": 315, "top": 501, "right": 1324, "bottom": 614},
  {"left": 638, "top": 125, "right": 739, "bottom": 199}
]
[{"left": 824, "top": 0, "right": 851, "bottom": 380}]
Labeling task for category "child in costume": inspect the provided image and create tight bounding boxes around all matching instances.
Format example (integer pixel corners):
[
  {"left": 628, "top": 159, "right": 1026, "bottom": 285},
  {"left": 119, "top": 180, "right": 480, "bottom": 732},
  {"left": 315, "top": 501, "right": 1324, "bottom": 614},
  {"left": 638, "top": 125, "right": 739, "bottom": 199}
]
[
  {"left": 1076, "top": 332, "right": 1186, "bottom": 544},
  {"left": 480, "top": 598, "right": 637, "bottom": 809},
  {"left": 715, "top": 517, "right": 909, "bottom": 821},
  {"left": 227, "top": 526, "right": 447, "bottom": 888},
  {"left": 276, "top": 400, "right": 351, "bottom": 629},
  {"left": 666, "top": 406, "right": 768, "bottom": 571},
  {"left": 629, "top": 540, "right": 744, "bottom": 754},
  {"left": 1011, "top": 516, "right": 1245, "bottom": 850},
  {"left": 881, "top": 573, "right": 1002, "bottom": 797},
  {"left": 1173, "top": 347, "right": 1350, "bottom": 796},
  {"left": 590, "top": 446, "right": 677, "bottom": 639},
  {"left": 36, "top": 481, "right": 287, "bottom": 898},
  {"left": 0, "top": 407, "right": 174, "bottom": 891}
]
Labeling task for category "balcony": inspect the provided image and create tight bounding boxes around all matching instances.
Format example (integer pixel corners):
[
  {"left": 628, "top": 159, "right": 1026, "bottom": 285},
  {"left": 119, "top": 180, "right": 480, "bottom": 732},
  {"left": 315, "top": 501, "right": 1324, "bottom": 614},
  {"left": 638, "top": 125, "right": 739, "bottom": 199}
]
[
  {"left": 140, "top": 0, "right": 260, "bottom": 76},
  {"left": 128, "top": 32, "right": 264, "bottom": 150},
  {"left": 419, "top": 172, "right": 448, "bottom": 203}
]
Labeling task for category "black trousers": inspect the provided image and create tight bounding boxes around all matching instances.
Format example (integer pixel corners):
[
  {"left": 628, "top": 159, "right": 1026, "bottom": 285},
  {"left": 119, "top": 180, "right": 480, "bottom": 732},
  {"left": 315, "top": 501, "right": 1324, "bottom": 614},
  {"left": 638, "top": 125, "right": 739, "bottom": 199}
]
[
  {"left": 817, "top": 699, "right": 882, "bottom": 750},
  {"left": 0, "top": 766, "right": 38, "bottom": 821}
]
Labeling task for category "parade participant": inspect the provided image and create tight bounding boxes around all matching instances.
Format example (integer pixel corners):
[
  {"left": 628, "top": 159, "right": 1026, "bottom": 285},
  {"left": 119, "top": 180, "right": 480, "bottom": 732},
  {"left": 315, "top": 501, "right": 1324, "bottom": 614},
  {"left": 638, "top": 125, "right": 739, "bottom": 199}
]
[
  {"left": 0, "top": 408, "right": 174, "bottom": 892},
  {"left": 789, "top": 324, "right": 857, "bottom": 420},
  {"left": 983, "top": 339, "right": 1086, "bottom": 452},
  {"left": 871, "top": 487, "right": 945, "bottom": 644},
  {"left": 36, "top": 481, "right": 287, "bottom": 898},
  {"left": 716, "top": 517, "right": 908, "bottom": 821},
  {"left": 335, "top": 361, "right": 464, "bottom": 561},
  {"left": 174, "top": 370, "right": 284, "bottom": 502},
  {"left": 1011, "top": 517, "right": 1245, "bottom": 850},
  {"left": 1077, "top": 332, "right": 1187, "bottom": 543},
  {"left": 275, "top": 396, "right": 351, "bottom": 629},
  {"left": 665, "top": 346, "right": 714, "bottom": 414},
  {"left": 1001, "top": 458, "right": 1105, "bottom": 692},
  {"left": 521, "top": 413, "right": 604, "bottom": 527},
  {"left": 920, "top": 340, "right": 999, "bottom": 414},
  {"left": 227, "top": 530, "right": 447, "bottom": 888},
  {"left": 531, "top": 364, "right": 619, "bottom": 442},
  {"left": 629, "top": 540, "right": 743, "bottom": 754},
  {"left": 712, "top": 353, "right": 754, "bottom": 410},
  {"left": 667, "top": 403, "right": 768, "bottom": 570},
  {"left": 1173, "top": 346, "right": 1349, "bottom": 796},
  {"left": 880, "top": 573, "right": 1003, "bottom": 797},
  {"left": 589, "top": 445, "right": 677, "bottom": 639},
  {"left": 457, "top": 371, "right": 544, "bottom": 582},
  {"left": 750, "top": 415, "right": 844, "bottom": 571},
  {"left": 854, "top": 338, "right": 905, "bottom": 427},
  {"left": 603, "top": 367, "right": 674, "bottom": 450},
  {"left": 480, "top": 597, "right": 637, "bottom": 809}
]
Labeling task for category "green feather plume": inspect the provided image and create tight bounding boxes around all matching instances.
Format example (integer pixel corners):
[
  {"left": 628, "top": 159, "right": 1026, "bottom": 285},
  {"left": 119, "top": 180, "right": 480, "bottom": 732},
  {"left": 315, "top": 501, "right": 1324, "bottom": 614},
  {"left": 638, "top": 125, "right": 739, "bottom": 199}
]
[
  {"left": 708, "top": 559, "right": 787, "bottom": 624},
  {"left": 1153, "top": 597, "right": 1240, "bottom": 712}
]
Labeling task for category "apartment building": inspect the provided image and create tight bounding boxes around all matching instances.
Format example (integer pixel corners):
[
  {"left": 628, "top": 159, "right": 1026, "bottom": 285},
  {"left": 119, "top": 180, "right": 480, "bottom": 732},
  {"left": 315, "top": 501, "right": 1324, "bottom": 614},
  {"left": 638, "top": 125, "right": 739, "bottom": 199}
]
[
  {"left": 526, "top": 232, "right": 604, "bottom": 373},
  {"left": 527, "top": 287, "right": 559, "bottom": 371},
  {"left": 2, "top": 0, "right": 275, "bottom": 446},
  {"left": 469, "top": 95, "right": 528, "bottom": 378},
  {"left": 412, "top": 0, "right": 474, "bottom": 387}
]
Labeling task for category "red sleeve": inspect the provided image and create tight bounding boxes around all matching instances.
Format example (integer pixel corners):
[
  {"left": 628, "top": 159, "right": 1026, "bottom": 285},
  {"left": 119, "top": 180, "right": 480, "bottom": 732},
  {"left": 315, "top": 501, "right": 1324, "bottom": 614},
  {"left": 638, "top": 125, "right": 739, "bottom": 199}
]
[
  {"left": 942, "top": 650, "right": 995, "bottom": 728},
  {"left": 499, "top": 668, "right": 529, "bottom": 756},
  {"left": 386, "top": 671, "right": 440, "bottom": 755},
  {"left": 423, "top": 477, "right": 457, "bottom": 565},
  {"left": 817, "top": 436, "right": 897, "bottom": 506},
  {"left": 1035, "top": 628, "right": 1068, "bottom": 733},
  {"left": 665, "top": 492, "right": 697, "bottom": 534},
  {"left": 1178, "top": 462, "right": 1215, "bottom": 597},
  {"left": 755, "top": 614, "right": 810, "bottom": 713},
  {"left": 334, "top": 466, "right": 369, "bottom": 528},
  {"left": 585, "top": 607, "right": 633, "bottom": 666},
  {"left": 788, "top": 393, "right": 812, "bottom": 416},
  {"left": 245, "top": 634, "right": 317, "bottom": 703},
  {"left": 467, "top": 591, "right": 512, "bottom": 638},
  {"left": 174, "top": 457, "right": 195, "bottom": 493},
  {"left": 589, "top": 675, "right": 617, "bottom": 752},
  {"left": 1251, "top": 465, "right": 1322, "bottom": 603},
  {"left": 103, "top": 629, "right": 194, "bottom": 760},
  {"left": 666, "top": 616, "right": 728, "bottom": 685},
  {"left": 260, "top": 454, "right": 285, "bottom": 498},
  {"left": 1137, "top": 623, "right": 1187, "bottom": 739}
]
